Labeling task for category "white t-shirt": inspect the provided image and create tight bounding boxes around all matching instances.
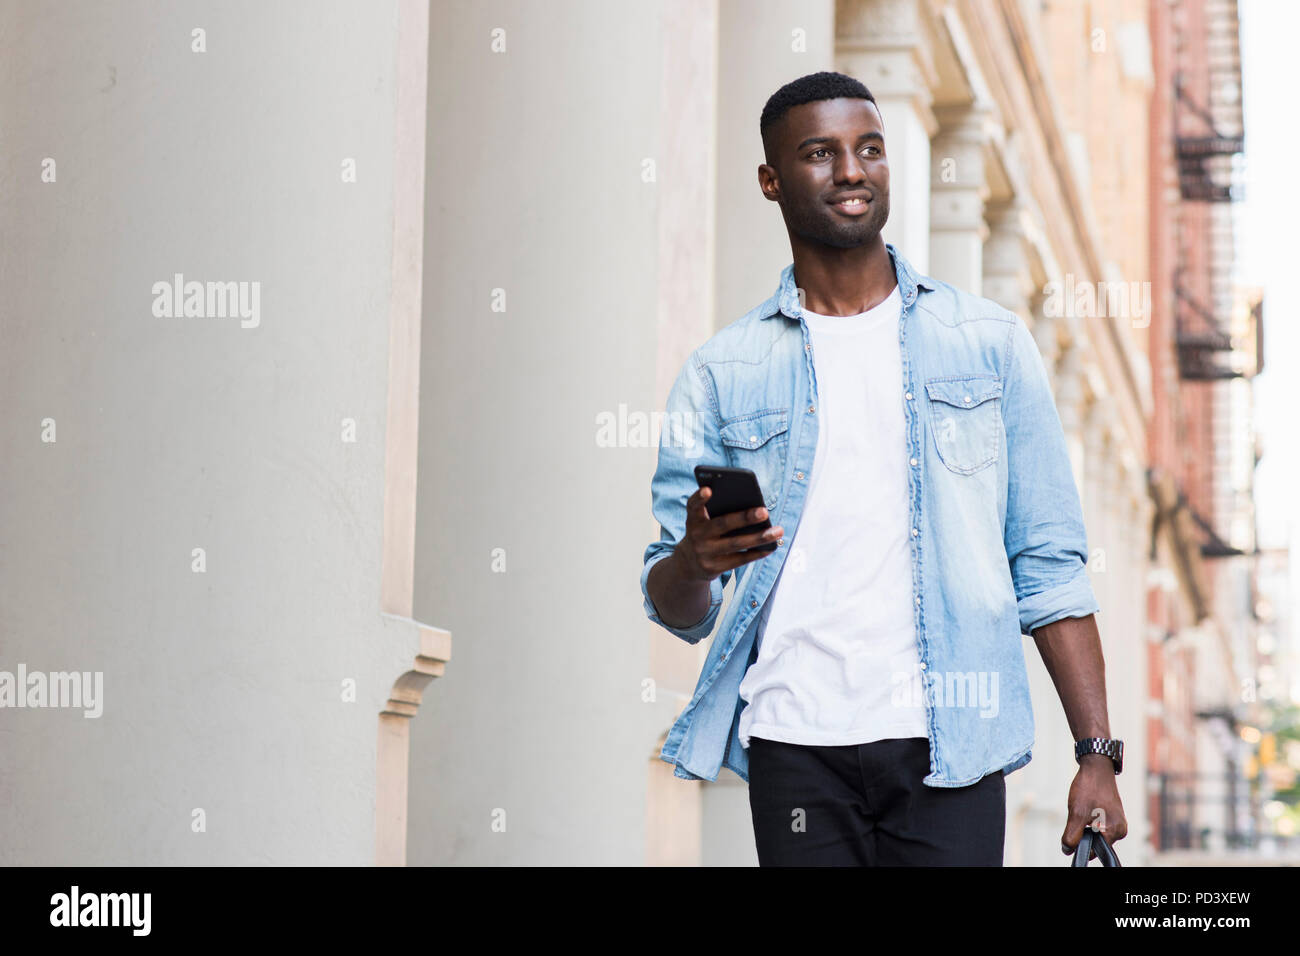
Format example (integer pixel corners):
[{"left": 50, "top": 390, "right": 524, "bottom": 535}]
[{"left": 738, "top": 283, "right": 929, "bottom": 748}]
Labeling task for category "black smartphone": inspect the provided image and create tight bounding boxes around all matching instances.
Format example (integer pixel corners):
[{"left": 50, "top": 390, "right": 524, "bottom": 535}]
[{"left": 693, "top": 464, "right": 777, "bottom": 553}]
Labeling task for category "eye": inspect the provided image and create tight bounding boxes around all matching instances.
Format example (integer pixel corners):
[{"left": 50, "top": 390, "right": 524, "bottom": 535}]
[
  {"left": 861, "top": 145, "right": 881, "bottom": 157},
  {"left": 810, "top": 148, "right": 830, "bottom": 159}
]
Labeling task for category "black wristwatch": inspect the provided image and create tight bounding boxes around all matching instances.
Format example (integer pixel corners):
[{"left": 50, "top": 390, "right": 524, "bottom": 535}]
[{"left": 1075, "top": 737, "right": 1123, "bottom": 775}]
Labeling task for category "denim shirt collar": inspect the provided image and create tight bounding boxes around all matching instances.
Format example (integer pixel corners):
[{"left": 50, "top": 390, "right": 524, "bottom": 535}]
[{"left": 762, "top": 242, "right": 936, "bottom": 319}]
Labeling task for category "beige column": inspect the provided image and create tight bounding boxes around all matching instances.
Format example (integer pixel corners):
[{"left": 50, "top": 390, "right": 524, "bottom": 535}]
[
  {"left": 1081, "top": 396, "right": 1112, "bottom": 599},
  {"left": 375, "top": 0, "right": 454, "bottom": 868},
  {"left": 648, "top": 0, "right": 723, "bottom": 867},
  {"left": 929, "top": 104, "right": 995, "bottom": 293},
  {"left": 1032, "top": 308, "right": 1061, "bottom": 386},
  {"left": 1099, "top": 413, "right": 1125, "bottom": 620},
  {"left": 983, "top": 199, "right": 1036, "bottom": 322},
  {"left": 713, "top": 0, "right": 836, "bottom": 323},
  {"left": 1119, "top": 451, "right": 1145, "bottom": 629},
  {"left": 1055, "top": 345, "right": 1087, "bottom": 492},
  {"left": 836, "top": 0, "right": 938, "bottom": 273}
]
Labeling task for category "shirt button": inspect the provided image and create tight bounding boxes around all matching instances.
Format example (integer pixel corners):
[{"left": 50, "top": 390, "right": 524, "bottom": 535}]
[
  {"left": 911, "top": 528, "right": 919, "bottom": 536},
  {"left": 915, "top": 596, "right": 921, "bottom": 605},
  {"left": 805, "top": 344, "right": 811, "bottom": 351},
  {"left": 749, "top": 435, "right": 757, "bottom": 443},
  {"left": 909, "top": 457, "right": 918, "bottom": 466},
  {"left": 919, "top": 662, "right": 927, "bottom": 671},
  {"left": 750, "top": 600, "right": 758, "bottom": 608},
  {"left": 963, "top": 395, "right": 972, "bottom": 404},
  {"left": 905, "top": 391, "right": 913, "bottom": 400},
  {"left": 808, "top": 405, "right": 815, "bottom": 413},
  {"left": 795, "top": 471, "right": 805, "bottom": 480}
]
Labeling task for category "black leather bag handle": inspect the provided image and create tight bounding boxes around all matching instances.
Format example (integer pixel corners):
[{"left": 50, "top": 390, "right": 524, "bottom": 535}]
[{"left": 1071, "top": 828, "right": 1122, "bottom": 867}]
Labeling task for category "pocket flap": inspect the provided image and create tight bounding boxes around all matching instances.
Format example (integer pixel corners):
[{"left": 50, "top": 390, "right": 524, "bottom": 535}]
[
  {"left": 719, "top": 410, "right": 790, "bottom": 449},
  {"left": 924, "top": 376, "right": 1002, "bottom": 409}
]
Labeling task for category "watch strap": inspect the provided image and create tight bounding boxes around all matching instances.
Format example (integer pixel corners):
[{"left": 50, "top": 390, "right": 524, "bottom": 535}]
[{"left": 1075, "top": 737, "right": 1123, "bottom": 774}]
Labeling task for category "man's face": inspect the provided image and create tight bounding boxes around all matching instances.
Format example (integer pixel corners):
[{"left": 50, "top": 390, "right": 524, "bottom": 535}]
[{"left": 761, "top": 97, "right": 890, "bottom": 249}]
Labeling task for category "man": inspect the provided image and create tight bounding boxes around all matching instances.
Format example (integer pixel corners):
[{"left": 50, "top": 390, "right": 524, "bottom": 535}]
[{"left": 640, "top": 71, "right": 1127, "bottom": 866}]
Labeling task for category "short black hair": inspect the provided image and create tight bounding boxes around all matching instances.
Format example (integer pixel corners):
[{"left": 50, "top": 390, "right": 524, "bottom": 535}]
[{"left": 760, "top": 71, "right": 877, "bottom": 159}]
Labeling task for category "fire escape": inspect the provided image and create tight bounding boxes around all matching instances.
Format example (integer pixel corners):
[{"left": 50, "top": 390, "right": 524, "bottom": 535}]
[
  {"left": 1172, "top": 73, "right": 1250, "bottom": 382},
  {"left": 1151, "top": 1, "right": 1272, "bottom": 858}
]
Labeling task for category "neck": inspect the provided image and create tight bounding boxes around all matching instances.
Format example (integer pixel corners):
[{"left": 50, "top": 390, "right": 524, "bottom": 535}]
[{"left": 789, "top": 236, "right": 896, "bottom": 316}]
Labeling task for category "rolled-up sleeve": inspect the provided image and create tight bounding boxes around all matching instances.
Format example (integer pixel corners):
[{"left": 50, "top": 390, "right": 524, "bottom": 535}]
[
  {"left": 1000, "top": 315, "right": 1101, "bottom": 635},
  {"left": 640, "top": 353, "right": 731, "bottom": 644}
]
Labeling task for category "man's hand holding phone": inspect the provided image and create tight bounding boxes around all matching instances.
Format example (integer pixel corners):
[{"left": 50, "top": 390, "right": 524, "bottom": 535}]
[
  {"left": 675, "top": 485, "right": 784, "bottom": 582},
  {"left": 646, "top": 467, "right": 783, "bottom": 632}
]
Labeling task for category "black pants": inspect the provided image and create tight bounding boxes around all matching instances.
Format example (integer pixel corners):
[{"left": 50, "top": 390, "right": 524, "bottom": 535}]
[{"left": 747, "top": 735, "right": 1006, "bottom": 866}]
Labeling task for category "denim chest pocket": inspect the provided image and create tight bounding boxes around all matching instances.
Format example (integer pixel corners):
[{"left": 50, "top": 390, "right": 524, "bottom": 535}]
[
  {"left": 924, "top": 376, "right": 1002, "bottom": 475},
  {"left": 718, "top": 409, "right": 790, "bottom": 511}
]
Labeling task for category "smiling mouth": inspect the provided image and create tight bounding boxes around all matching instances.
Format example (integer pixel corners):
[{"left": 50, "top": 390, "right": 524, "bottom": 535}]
[{"left": 830, "top": 197, "right": 871, "bottom": 215}]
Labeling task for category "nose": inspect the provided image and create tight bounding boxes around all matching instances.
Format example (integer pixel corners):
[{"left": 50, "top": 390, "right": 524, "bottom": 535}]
[{"left": 833, "top": 149, "right": 868, "bottom": 184}]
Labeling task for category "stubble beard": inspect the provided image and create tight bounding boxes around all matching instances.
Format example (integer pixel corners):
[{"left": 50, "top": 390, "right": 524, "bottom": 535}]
[{"left": 787, "top": 191, "right": 890, "bottom": 250}]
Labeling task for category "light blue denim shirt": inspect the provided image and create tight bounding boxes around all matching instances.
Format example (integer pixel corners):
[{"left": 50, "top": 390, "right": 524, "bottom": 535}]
[{"left": 640, "top": 243, "right": 1099, "bottom": 788}]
